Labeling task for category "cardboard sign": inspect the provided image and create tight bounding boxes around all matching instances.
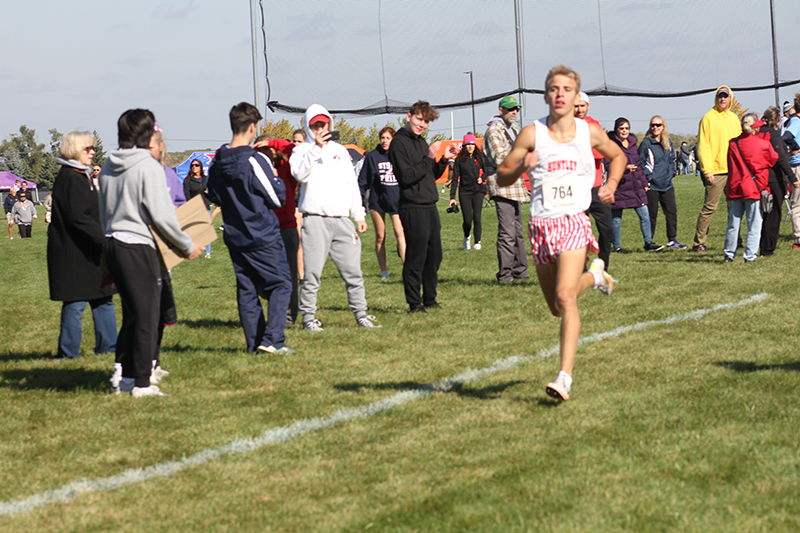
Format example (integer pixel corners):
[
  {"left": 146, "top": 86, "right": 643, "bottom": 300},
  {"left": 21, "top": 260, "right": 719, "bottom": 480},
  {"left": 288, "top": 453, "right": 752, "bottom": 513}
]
[{"left": 150, "top": 195, "right": 217, "bottom": 269}]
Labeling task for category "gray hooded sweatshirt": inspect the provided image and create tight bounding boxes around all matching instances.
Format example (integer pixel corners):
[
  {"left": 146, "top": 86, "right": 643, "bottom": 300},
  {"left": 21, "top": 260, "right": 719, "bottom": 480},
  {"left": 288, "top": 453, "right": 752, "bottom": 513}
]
[{"left": 98, "top": 148, "right": 193, "bottom": 255}]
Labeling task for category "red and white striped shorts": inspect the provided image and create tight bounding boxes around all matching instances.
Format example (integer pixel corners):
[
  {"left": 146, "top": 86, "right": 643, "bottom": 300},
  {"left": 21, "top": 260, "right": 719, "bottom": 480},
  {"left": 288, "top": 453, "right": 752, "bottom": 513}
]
[{"left": 528, "top": 212, "right": 599, "bottom": 265}]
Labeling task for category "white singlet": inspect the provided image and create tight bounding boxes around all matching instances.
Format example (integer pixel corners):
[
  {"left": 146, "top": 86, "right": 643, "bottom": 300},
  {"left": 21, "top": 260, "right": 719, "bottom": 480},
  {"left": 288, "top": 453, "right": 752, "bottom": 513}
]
[{"left": 528, "top": 116, "right": 595, "bottom": 219}]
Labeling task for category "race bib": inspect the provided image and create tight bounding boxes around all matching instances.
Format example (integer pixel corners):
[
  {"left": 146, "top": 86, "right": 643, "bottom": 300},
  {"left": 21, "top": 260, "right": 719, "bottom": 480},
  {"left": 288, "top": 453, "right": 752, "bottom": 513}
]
[{"left": 542, "top": 176, "right": 580, "bottom": 210}]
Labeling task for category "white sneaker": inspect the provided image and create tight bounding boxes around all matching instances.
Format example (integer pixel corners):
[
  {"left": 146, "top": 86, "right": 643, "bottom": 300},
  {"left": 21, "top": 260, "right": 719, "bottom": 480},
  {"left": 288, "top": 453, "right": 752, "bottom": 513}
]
[
  {"left": 356, "top": 314, "right": 382, "bottom": 328},
  {"left": 588, "top": 258, "right": 614, "bottom": 296},
  {"left": 152, "top": 365, "right": 170, "bottom": 379},
  {"left": 463, "top": 236, "right": 471, "bottom": 250},
  {"left": 303, "top": 318, "right": 324, "bottom": 332},
  {"left": 473, "top": 241, "right": 482, "bottom": 250},
  {"left": 132, "top": 385, "right": 165, "bottom": 398},
  {"left": 546, "top": 371, "right": 572, "bottom": 401},
  {"left": 110, "top": 364, "right": 123, "bottom": 393}
]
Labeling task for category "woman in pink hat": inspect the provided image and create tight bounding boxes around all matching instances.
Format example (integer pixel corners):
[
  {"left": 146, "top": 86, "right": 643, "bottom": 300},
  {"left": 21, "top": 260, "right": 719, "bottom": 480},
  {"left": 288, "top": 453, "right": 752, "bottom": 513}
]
[{"left": 449, "top": 133, "right": 485, "bottom": 250}]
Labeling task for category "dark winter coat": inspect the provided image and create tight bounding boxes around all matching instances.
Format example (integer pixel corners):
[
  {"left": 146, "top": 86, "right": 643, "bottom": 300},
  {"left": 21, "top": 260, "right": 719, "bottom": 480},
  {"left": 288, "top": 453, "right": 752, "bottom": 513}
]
[
  {"left": 604, "top": 132, "right": 649, "bottom": 210},
  {"left": 758, "top": 125, "right": 793, "bottom": 198},
  {"left": 47, "top": 165, "right": 109, "bottom": 301},
  {"left": 638, "top": 137, "right": 676, "bottom": 192}
]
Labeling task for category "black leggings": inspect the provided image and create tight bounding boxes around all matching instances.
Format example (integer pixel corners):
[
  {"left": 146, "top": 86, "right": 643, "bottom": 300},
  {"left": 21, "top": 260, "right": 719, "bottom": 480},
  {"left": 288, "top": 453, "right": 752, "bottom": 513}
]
[{"left": 459, "top": 191, "right": 484, "bottom": 242}]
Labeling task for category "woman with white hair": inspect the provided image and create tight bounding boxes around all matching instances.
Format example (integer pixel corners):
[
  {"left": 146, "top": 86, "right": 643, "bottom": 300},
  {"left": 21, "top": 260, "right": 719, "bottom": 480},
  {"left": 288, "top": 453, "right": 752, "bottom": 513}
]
[
  {"left": 47, "top": 130, "right": 117, "bottom": 359},
  {"left": 723, "top": 113, "right": 778, "bottom": 263}
]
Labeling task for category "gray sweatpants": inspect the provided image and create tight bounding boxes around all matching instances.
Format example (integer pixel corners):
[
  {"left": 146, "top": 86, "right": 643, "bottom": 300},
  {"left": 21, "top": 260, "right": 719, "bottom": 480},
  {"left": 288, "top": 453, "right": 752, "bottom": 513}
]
[{"left": 299, "top": 215, "right": 367, "bottom": 320}]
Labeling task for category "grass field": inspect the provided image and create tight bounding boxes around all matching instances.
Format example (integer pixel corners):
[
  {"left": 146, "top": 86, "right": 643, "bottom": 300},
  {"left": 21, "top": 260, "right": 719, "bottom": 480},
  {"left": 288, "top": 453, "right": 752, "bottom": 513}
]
[{"left": 1, "top": 174, "right": 799, "bottom": 532}]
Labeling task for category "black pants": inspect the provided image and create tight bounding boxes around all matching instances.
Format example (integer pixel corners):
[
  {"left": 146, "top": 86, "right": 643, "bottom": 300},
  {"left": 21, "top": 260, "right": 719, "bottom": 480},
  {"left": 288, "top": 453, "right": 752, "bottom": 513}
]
[
  {"left": 760, "top": 180, "right": 782, "bottom": 255},
  {"left": 399, "top": 206, "right": 442, "bottom": 308},
  {"left": 459, "top": 191, "right": 484, "bottom": 242},
  {"left": 646, "top": 187, "right": 678, "bottom": 242},
  {"left": 19, "top": 224, "right": 31, "bottom": 238},
  {"left": 586, "top": 186, "right": 612, "bottom": 268},
  {"left": 280, "top": 227, "right": 300, "bottom": 322},
  {"left": 104, "top": 239, "right": 160, "bottom": 388}
]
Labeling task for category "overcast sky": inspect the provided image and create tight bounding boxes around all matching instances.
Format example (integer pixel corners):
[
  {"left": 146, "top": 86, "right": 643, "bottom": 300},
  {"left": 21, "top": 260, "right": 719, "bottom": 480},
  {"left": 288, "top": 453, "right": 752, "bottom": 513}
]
[{"left": 2, "top": 0, "right": 799, "bottom": 154}]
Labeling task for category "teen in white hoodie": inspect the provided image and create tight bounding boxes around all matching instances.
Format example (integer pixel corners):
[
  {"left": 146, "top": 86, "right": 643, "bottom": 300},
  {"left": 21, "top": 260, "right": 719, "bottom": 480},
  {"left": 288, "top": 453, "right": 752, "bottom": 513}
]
[{"left": 289, "top": 104, "right": 378, "bottom": 330}]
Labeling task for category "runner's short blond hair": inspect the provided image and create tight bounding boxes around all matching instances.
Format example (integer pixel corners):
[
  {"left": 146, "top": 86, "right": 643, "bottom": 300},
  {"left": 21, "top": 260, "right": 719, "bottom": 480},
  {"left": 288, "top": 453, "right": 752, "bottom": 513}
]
[{"left": 545, "top": 65, "right": 581, "bottom": 93}]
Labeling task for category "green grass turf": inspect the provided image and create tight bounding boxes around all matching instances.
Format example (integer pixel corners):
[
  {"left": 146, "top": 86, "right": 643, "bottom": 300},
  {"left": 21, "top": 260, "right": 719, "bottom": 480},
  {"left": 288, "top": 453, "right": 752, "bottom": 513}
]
[{"left": 1, "top": 175, "right": 799, "bottom": 532}]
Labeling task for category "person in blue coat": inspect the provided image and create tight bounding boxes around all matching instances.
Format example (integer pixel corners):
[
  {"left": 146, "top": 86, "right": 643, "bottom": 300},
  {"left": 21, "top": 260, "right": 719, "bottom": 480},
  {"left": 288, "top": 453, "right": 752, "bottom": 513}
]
[{"left": 639, "top": 115, "right": 686, "bottom": 249}]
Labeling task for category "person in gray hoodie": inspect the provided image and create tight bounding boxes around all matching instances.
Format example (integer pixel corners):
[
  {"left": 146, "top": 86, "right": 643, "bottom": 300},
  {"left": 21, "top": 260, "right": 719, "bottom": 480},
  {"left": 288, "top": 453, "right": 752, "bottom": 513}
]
[
  {"left": 10, "top": 191, "right": 36, "bottom": 238},
  {"left": 99, "top": 109, "right": 202, "bottom": 397}
]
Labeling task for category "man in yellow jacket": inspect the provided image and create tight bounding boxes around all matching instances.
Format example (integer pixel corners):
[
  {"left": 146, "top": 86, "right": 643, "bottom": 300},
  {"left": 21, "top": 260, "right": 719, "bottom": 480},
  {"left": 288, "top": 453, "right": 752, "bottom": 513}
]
[{"left": 692, "top": 86, "right": 742, "bottom": 252}]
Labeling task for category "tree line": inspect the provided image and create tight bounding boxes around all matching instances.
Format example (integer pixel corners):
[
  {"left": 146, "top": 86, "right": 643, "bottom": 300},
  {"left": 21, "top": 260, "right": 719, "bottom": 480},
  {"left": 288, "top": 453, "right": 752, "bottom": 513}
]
[
  {"left": 0, "top": 126, "right": 107, "bottom": 189},
  {"left": 2, "top": 108, "right": 708, "bottom": 189}
]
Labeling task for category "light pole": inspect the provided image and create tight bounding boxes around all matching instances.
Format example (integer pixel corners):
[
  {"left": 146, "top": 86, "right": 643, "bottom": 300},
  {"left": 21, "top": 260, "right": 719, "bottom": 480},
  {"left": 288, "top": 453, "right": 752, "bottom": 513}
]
[{"left": 464, "top": 71, "right": 476, "bottom": 136}]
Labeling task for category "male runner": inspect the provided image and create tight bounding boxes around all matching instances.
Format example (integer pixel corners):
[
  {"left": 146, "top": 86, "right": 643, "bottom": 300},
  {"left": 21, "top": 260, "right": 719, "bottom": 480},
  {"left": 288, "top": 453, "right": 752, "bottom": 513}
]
[{"left": 497, "top": 65, "right": 626, "bottom": 401}]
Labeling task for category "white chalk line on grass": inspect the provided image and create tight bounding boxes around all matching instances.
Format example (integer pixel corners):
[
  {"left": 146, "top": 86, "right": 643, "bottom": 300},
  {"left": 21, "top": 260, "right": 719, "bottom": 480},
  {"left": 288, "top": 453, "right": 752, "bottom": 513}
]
[{"left": 0, "top": 292, "right": 769, "bottom": 517}]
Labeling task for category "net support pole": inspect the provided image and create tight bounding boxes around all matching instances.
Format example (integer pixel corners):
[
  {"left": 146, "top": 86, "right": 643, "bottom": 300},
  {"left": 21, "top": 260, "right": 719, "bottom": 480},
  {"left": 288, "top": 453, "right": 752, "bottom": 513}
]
[
  {"left": 514, "top": 0, "right": 525, "bottom": 126},
  {"left": 770, "top": 0, "right": 780, "bottom": 108},
  {"left": 250, "top": 0, "right": 262, "bottom": 119}
]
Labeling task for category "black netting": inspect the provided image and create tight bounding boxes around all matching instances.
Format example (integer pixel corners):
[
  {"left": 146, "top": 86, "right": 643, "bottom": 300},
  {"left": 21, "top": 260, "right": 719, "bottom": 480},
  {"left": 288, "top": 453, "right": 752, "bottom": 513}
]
[{"left": 263, "top": 0, "right": 800, "bottom": 118}]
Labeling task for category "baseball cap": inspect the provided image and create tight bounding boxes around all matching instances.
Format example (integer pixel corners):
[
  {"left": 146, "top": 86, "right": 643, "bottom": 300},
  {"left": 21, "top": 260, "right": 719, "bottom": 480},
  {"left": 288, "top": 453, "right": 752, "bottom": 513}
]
[
  {"left": 499, "top": 96, "right": 520, "bottom": 110},
  {"left": 309, "top": 114, "right": 330, "bottom": 124},
  {"left": 716, "top": 87, "right": 730, "bottom": 98},
  {"left": 578, "top": 92, "right": 590, "bottom": 105},
  {"left": 783, "top": 101, "right": 793, "bottom": 114}
]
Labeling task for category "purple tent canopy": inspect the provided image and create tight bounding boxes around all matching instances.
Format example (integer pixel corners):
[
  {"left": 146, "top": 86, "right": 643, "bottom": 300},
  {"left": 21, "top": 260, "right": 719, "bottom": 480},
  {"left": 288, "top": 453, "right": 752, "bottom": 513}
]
[{"left": 0, "top": 171, "right": 37, "bottom": 191}]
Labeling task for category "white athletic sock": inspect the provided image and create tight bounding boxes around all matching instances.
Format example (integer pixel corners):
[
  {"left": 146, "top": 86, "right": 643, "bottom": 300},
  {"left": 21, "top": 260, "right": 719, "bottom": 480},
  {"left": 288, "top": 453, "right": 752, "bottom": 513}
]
[{"left": 590, "top": 269, "right": 603, "bottom": 288}]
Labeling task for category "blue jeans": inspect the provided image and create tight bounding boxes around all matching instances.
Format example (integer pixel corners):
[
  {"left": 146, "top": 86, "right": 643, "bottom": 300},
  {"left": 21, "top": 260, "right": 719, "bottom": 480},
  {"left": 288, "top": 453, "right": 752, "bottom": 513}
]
[
  {"left": 57, "top": 297, "right": 117, "bottom": 358},
  {"left": 724, "top": 199, "right": 762, "bottom": 261},
  {"left": 612, "top": 205, "right": 652, "bottom": 249}
]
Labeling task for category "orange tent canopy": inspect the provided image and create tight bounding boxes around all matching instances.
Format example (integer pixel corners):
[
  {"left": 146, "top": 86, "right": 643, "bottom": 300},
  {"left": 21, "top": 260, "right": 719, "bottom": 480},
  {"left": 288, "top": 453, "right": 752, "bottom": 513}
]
[{"left": 433, "top": 138, "right": 483, "bottom": 183}]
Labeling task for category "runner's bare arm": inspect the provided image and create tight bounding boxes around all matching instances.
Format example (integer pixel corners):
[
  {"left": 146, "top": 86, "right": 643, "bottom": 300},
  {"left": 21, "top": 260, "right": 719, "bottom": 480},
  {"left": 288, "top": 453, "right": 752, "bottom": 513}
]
[
  {"left": 590, "top": 123, "right": 626, "bottom": 204},
  {"left": 496, "top": 124, "right": 537, "bottom": 187}
]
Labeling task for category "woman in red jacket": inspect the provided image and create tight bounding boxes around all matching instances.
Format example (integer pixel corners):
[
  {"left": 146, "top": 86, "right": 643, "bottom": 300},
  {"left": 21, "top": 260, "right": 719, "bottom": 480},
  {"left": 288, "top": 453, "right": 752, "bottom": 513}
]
[{"left": 723, "top": 113, "right": 778, "bottom": 263}]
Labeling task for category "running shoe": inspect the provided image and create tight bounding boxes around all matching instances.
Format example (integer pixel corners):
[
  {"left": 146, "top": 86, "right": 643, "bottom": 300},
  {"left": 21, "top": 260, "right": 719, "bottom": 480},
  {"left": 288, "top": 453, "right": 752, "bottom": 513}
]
[
  {"left": 546, "top": 373, "right": 571, "bottom": 401},
  {"left": 644, "top": 242, "right": 665, "bottom": 252},
  {"left": 463, "top": 236, "right": 471, "bottom": 250},
  {"left": 473, "top": 241, "right": 482, "bottom": 250},
  {"left": 667, "top": 240, "right": 688, "bottom": 249},
  {"left": 380, "top": 271, "right": 390, "bottom": 279},
  {"left": 588, "top": 258, "right": 614, "bottom": 296},
  {"left": 692, "top": 244, "right": 708, "bottom": 252}
]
